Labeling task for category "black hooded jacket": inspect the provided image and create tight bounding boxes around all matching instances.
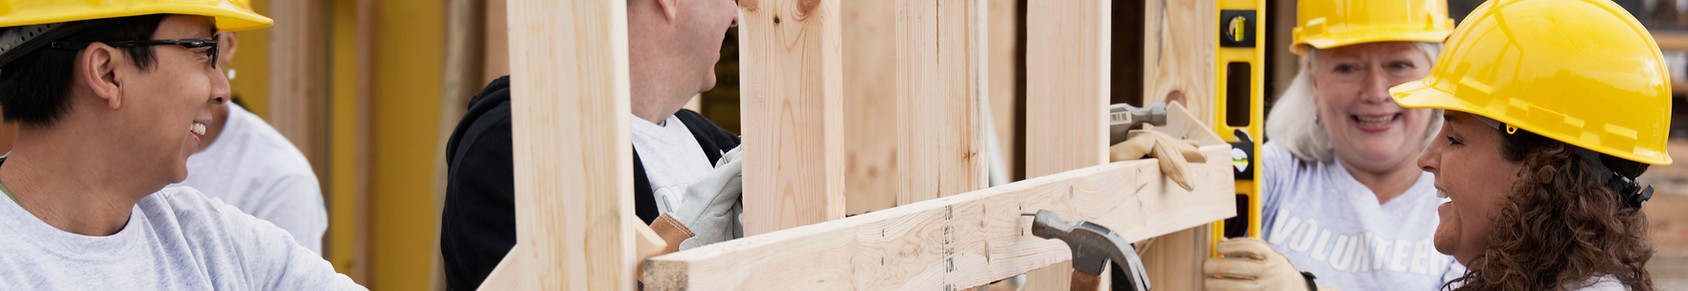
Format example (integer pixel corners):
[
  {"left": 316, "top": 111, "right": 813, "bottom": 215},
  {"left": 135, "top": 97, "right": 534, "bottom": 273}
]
[{"left": 439, "top": 76, "right": 740, "bottom": 290}]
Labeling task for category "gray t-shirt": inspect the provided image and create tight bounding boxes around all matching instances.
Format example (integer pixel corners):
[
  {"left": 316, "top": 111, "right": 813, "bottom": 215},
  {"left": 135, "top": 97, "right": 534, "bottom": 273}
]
[
  {"left": 1261, "top": 142, "right": 1463, "bottom": 291},
  {"left": 0, "top": 185, "right": 362, "bottom": 290}
]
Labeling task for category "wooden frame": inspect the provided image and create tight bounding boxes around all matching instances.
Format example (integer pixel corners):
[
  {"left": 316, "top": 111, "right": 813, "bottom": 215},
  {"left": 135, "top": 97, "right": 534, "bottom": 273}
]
[
  {"left": 488, "top": 0, "right": 1233, "bottom": 289},
  {"left": 642, "top": 144, "right": 1234, "bottom": 290}
]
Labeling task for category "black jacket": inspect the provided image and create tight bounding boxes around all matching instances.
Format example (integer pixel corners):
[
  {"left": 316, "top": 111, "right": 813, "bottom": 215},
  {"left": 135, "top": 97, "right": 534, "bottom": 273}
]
[{"left": 439, "top": 76, "right": 740, "bottom": 290}]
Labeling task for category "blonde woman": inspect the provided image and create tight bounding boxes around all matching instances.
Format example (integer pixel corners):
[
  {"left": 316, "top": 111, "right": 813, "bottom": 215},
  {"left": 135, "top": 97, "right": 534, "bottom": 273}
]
[{"left": 1203, "top": 1, "right": 1462, "bottom": 290}]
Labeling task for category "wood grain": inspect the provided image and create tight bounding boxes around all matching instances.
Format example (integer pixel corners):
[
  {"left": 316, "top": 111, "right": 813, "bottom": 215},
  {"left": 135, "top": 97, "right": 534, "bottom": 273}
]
[
  {"left": 842, "top": 0, "right": 902, "bottom": 216},
  {"left": 642, "top": 146, "right": 1235, "bottom": 290},
  {"left": 739, "top": 0, "right": 848, "bottom": 236},
  {"left": 896, "top": 0, "right": 985, "bottom": 204},
  {"left": 486, "top": 0, "right": 635, "bottom": 289},
  {"left": 1023, "top": 0, "right": 1111, "bottom": 288}
]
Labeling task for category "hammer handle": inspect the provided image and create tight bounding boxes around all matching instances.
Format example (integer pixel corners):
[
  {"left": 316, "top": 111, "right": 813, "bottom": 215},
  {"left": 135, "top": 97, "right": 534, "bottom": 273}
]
[{"left": 1069, "top": 271, "right": 1101, "bottom": 291}]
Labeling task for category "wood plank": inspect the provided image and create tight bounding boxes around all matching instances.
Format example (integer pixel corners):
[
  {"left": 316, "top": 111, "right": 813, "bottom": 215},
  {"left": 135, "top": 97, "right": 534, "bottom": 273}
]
[
  {"left": 489, "top": 0, "right": 635, "bottom": 289},
  {"left": 896, "top": 0, "right": 986, "bottom": 204},
  {"left": 324, "top": 0, "right": 374, "bottom": 282},
  {"left": 738, "top": 0, "right": 848, "bottom": 236},
  {"left": 1023, "top": 0, "right": 1110, "bottom": 288},
  {"left": 1141, "top": 0, "right": 1216, "bottom": 123},
  {"left": 482, "top": 0, "right": 509, "bottom": 83},
  {"left": 1138, "top": 1, "right": 1218, "bottom": 290},
  {"left": 641, "top": 146, "right": 1236, "bottom": 290},
  {"left": 266, "top": 0, "right": 328, "bottom": 180},
  {"left": 842, "top": 0, "right": 901, "bottom": 216},
  {"left": 986, "top": 0, "right": 1021, "bottom": 184}
]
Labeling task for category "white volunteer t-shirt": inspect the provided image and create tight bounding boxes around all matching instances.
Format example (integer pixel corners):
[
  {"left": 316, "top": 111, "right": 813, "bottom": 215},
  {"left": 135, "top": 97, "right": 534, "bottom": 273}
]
[
  {"left": 176, "top": 103, "right": 327, "bottom": 253},
  {"left": 1260, "top": 141, "right": 1464, "bottom": 291},
  {"left": 631, "top": 114, "right": 714, "bottom": 214},
  {"left": 0, "top": 185, "right": 361, "bottom": 289}
]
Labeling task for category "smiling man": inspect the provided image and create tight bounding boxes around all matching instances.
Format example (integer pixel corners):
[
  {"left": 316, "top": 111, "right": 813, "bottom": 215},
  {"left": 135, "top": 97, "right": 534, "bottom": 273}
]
[{"left": 0, "top": 1, "right": 360, "bottom": 289}]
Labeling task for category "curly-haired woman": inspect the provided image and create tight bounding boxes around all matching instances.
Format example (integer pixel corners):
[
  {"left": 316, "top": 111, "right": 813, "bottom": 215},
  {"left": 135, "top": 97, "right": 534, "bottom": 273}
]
[{"left": 1395, "top": 0, "right": 1665, "bottom": 290}]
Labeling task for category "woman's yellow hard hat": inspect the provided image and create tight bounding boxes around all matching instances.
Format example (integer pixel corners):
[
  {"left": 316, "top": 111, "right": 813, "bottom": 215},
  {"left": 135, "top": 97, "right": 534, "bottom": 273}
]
[
  {"left": 1391, "top": 0, "right": 1672, "bottom": 165},
  {"left": 1291, "top": 0, "right": 1455, "bottom": 55}
]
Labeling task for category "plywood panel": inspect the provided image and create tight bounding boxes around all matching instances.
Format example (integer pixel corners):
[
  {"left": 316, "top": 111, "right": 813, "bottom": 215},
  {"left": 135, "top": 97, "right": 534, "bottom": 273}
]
[{"left": 738, "top": 0, "right": 848, "bottom": 236}]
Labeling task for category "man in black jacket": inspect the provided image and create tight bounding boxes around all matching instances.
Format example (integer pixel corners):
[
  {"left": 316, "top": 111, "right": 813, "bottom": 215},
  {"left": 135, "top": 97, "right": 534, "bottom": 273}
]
[{"left": 438, "top": 0, "right": 741, "bottom": 289}]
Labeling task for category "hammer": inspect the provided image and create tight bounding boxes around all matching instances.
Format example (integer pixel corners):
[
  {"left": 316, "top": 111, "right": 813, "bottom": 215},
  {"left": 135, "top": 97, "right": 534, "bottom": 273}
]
[{"left": 1029, "top": 210, "right": 1150, "bottom": 291}]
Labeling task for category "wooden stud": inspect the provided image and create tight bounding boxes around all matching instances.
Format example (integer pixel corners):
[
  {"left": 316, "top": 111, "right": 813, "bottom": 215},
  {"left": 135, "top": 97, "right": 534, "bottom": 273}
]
[
  {"left": 738, "top": 0, "right": 848, "bottom": 236},
  {"left": 842, "top": 0, "right": 902, "bottom": 216},
  {"left": 266, "top": 0, "right": 328, "bottom": 179},
  {"left": 1141, "top": 0, "right": 1216, "bottom": 123},
  {"left": 641, "top": 147, "right": 1235, "bottom": 290},
  {"left": 1023, "top": 0, "right": 1110, "bottom": 289},
  {"left": 324, "top": 0, "right": 375, "bottom": 282},
  {"left": 486, "top": 0, "right": 635, "bottom": 290},
  {"left": 1138, "top": 1, "right": 1218, "bottom": 289},
  {"left": 896, "top": 0, "right": 986, "bottom": 204}
]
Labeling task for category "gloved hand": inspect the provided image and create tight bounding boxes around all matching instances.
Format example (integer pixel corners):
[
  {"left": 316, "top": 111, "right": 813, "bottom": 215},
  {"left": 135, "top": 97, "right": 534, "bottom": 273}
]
[
  {"left": 1109, "top": 129, "right": 1207, "bottom": 191},
  {"left": 1203, "top": 237, "right": 1312, "bottom": 291},
  {"left": 669, "top": 146, "right": 745, "bottom": 250}
]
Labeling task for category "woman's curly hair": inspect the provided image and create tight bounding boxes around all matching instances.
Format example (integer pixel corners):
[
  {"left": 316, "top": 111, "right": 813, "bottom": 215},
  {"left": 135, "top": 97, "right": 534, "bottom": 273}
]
[{"left": 1444, "top": 129, "right": 1654, "bottom": 290}]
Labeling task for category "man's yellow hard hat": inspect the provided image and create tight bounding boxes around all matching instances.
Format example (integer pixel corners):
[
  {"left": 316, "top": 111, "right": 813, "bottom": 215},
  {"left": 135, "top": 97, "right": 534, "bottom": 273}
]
[
  {"left": 1391, "top": 0, "right": 1672, "bottom": 165},
  {"left": 1291, "top": 0, "right": 1455, "bottom": 55},
  {"left": 0, "top": 0, "right": 272, "bottom": 31},
  {"left": 0, "top": 0, "right": 271, "bottom": 67}
]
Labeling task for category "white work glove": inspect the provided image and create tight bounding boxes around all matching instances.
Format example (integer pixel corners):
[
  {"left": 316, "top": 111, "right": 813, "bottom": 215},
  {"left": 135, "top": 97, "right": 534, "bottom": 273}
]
[
  {"left": 670, "top": 146, "right": 745, "bottom": 250},
  {"left": 1109, "top": 130, "right": 1207, "bottom": 191},
  {"left": 1203, "top": 237, "right": 1321, "bottom": 291}
]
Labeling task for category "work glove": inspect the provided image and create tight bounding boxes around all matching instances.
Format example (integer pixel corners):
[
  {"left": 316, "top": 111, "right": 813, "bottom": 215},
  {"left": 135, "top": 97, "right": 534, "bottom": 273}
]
[
  {"left": 1109, "top": 130, "right": 1206, "bottom": 191},
  {"left": 1203, "top": 237, "right": 1324, "bottom": 291},
  {"left": 668, "top": 146, "right": 745, "bottom": 250}
]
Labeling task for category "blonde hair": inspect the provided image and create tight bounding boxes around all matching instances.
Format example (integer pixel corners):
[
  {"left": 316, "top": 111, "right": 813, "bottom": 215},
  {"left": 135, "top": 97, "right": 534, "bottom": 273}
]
[{"left": 1265, "top": 42, "right": 1444, "bottom": 163}]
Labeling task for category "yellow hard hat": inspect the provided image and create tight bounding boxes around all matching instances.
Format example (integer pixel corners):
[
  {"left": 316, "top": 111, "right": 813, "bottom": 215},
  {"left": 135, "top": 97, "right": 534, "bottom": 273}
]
[
  {"left": 1391, "top": 0, "right": 1672, "bottom": 165},
  {"left": 1291, "top": 0, "right": 1454, "bottom": 55},
  {"left": 0, "top": 0, "right": 272, "bottom": 31}
]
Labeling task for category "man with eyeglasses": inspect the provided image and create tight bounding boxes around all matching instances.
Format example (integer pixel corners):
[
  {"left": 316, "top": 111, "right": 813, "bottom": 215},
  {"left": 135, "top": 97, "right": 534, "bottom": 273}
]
[{"left": 0, "top": 1, "right": 361, "bottom": 289}]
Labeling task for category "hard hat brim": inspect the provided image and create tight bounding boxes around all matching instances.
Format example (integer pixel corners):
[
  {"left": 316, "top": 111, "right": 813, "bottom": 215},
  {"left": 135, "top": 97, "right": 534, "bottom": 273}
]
[
  {"left": 1292, "top": 26, "right": 1452, "bottom": 55},
  {"left": 0, "top": 2, "right": 273, "bottom": 32},
  {"left": 1390, "top": 78, "right": 1674, "bottom": 165}
]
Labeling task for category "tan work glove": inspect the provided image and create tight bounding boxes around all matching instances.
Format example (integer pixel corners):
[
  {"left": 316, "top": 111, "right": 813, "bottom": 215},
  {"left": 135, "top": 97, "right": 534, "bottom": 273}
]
[
  {"left": 1203, "top": 237, "right": 1317, "bottom": 291},
  {"left": 1109, "top": 130, "right": 1206, "bottom": 191}
]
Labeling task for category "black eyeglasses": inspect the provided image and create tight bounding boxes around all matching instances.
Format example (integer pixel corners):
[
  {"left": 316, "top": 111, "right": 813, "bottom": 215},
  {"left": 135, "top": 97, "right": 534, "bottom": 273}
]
[{"left": 48, "top": 37, "right": 220, "bottom": 67}]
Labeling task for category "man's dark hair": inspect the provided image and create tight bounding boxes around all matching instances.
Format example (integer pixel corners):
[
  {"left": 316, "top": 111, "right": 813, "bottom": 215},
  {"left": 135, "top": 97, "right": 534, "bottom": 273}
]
[{"left": 0, "top": 14, "right": 167, "bottom": 127}]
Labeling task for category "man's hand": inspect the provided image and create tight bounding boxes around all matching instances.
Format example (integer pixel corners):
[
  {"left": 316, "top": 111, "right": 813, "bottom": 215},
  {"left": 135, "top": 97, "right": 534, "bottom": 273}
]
[
  {"left": 670, "top": 146, "right": 744, "bottom": 250},
  {"left": 1109, "top": 130, "right": 1206, "bottom": 191},
  {"left": 1203, "top": 237, "right": 1312, "bottom": 291}
]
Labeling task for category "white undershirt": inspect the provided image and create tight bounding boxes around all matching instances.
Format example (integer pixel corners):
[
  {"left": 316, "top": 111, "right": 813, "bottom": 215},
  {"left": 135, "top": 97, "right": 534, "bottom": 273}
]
[{"left": 630, "top": 114, "right": 713, "bottom": 214}]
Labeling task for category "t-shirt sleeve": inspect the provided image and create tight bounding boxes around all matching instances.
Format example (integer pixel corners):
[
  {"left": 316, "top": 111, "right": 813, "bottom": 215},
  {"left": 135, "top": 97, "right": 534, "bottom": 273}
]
[
  {"left": 197, "top": 192, "right": 362, "bottom": 290},
  {"left": 247, "top": 173, "right": 327, "bottom": 254}
]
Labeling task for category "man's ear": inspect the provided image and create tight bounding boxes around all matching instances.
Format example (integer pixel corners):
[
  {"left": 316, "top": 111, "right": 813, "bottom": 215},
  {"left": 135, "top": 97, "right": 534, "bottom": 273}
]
[
  {"left": 220, "top": 32, "right": 239, "bottom": 66},
  {"left": 654, "top": 0, "right": 678, "bottom": 22},
  {"left": 78, "top": 43, "right": 125, "bottom": 109}
]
